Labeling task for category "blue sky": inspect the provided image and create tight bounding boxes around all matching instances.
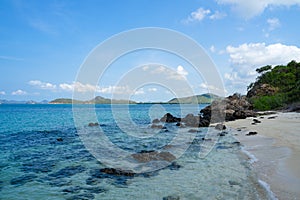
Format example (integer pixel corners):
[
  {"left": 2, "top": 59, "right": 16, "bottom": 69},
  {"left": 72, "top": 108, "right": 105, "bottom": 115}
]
[{"left": 1, "top": 0, "right": 300, "bottom": 102}]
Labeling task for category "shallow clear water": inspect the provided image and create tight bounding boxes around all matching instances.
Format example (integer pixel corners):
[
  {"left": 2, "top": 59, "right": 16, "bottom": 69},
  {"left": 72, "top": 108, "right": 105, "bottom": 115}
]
[{"left": 0, "top": 104, "right": 269, "bottom": 199}]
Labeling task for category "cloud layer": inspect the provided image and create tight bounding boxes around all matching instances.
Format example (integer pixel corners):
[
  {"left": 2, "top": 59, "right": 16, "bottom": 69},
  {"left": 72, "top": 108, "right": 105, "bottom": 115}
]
[{"left": 217, "top": 0, "right": 300, "bottom": 18}]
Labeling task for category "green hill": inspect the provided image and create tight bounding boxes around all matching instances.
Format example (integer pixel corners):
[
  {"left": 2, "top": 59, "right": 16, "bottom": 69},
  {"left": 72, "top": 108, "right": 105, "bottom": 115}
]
[
  {"left": 167, "top": 93, "right": 221, "bottom": 104},
  {"left": 49, "top": 96, "right": 137, "bottom": 104},
  {"left": 247, "top": 60, "right": 300, "bottom": 110}
]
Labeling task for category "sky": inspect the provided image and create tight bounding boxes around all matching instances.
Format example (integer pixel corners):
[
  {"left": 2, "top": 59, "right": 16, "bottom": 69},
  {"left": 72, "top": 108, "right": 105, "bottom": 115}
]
[{"left": 1, "top": 0, "right": 300, "bottom": 102}]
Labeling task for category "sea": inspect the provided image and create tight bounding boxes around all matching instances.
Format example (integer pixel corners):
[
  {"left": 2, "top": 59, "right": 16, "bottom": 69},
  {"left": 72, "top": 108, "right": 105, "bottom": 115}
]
[{"left": 0, "top": 104, "right": 273, "bottom": 200}]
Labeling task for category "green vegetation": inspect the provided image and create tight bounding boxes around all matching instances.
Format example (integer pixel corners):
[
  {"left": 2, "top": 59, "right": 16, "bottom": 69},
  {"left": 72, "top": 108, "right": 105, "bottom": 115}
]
[{"left": 247, "top": 60, "right": 300, "bottom": 110}]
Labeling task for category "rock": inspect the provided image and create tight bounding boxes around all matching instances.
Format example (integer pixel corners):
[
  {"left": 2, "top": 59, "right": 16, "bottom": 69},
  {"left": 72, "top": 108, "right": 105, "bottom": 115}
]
[
  {"left": 253, "top": 119, "right": 261, "bottom": 123},
  {"left": 132, "top": 151, "right": 176, "bottom": 163},
  {"left": 150, "top": 124, "right": 163, "bottom": 129},
  {"left": 100, "top": 168, "right": 135, "bottom": 177},
  {"left": 215, "top": 124, "right": 226, "bottom": 130},
  {"left": 152, "top": 118, "right": 160, "bottom": 123},
  {"left": 56, "top": 137, "right": 63, "bottom": 142},
  {"left": 181, "top": 114, "right": 201, "bottom": 127},
  {"left": 168, "top": 162, "right": 181, "bottom": 170},
  {"left": 218, "top": 132, "right": 226, "bottom": 137},
  {"left": 188, "top": 129, "right": 198, "bottom": 133},
  {"left": 88, "top": 122, "right": 99, "bottom": 127},
  {"left": 160, "top": 113, "right": 181, "bottom": 123},
  {"left": 267, "top": 116, "right": 277, "bottom": 119},
  {"left": 163, "top": 196, "right": 180, "bottom": 200},
  {"left": 246, "top": 131, "right": 257, "bottom": 136},
  {"left": 247, "top": 83, "right": 278, "bottom": 98}
]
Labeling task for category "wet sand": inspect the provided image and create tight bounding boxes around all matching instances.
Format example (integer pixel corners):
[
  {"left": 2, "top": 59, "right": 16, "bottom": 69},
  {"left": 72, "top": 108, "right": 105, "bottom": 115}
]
[{"left": 226, "top": 112, "right": 300, "bottom": 200}]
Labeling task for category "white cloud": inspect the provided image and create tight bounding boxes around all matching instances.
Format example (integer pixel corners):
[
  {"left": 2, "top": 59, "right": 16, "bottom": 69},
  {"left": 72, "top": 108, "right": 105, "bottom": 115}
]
[
  {"left": 148, "top": 87, "right": 157, "bottom": 92},
  {"left": 226, "top": 43, "right": 300, "bottom": 67},
  {"left": 267, "top": 18, "right": 280, "bottom": 31},
  {"left": 29, "top": 80, "right": 57, "bottom": 90},
  {"left": 216, "top": 0, "right": 300, "bottom": 18},
  {"left": 176, "top": 65, "right": 188, "bottom": 77},
  {"left": 0, "top": 91, "right": 5, "bottom": 95},
  {"left": 185, "top": 8, "right": 226, "bottom": 23},
  {"left": 146, "top": 65, "right": 188, "bottom": 81},
  {"left": 189, "top": 7, "right": 211, "bottom": 21},
  {"left": 209, "top": 11, "right": 227, "bottom": 20},
  {"left": 59, "top": 82, "right": 100, "bottom": 93},
  {"left": 12, "top": 89, "right": 27, "bottom": 95}
]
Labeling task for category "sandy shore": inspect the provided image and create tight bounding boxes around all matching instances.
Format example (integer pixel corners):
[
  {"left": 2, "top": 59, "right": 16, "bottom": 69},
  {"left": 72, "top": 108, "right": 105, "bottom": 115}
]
[{"left": 226, "top": 112, "right": 300, "bottom": 200}]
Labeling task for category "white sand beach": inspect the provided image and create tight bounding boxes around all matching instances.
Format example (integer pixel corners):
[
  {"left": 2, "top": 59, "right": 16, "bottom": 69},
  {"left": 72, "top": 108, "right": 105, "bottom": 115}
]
[{"left": 226, "top": 112, "right": 300, "bottom": 200}]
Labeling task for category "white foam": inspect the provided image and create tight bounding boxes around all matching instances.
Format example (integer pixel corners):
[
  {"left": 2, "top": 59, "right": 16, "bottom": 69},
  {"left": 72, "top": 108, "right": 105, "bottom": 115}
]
[
  {"left": 258, "top": 179, "right": 278, "bottom": 200},
  {"left": 241, "top": 147, "right": 258, "bottom": 164}
]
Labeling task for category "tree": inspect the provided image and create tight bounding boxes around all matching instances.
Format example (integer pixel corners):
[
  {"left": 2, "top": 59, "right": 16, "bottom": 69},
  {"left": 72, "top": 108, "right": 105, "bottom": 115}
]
[{"left": 256, "top": 65, "right": 272, "bottom": 74}]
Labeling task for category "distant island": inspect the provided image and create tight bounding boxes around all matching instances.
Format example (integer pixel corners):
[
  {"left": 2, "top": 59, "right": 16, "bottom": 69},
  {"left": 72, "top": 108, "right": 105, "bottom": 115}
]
[
  {"left": 0, "top": 93, "right": 219, "bottom": 105},
  {"left": 49, "top": 93, "right": 219, "bottom": 104}
]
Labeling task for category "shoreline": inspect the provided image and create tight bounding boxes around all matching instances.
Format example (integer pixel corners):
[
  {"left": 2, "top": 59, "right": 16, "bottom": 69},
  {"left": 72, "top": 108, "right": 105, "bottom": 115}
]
[{"left": 226, "top": 112, "right": 300, "bottom": 200}]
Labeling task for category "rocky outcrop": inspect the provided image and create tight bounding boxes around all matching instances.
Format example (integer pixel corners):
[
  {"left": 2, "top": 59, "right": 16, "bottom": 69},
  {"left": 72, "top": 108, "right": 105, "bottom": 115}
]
[
  {"left": 200, "top": 93, "right": 256, "bottom": 123},
  {"left": 152, "top": 94, "right": 255, "bottom": 128},
  {"left": 247, "top": 83, "right": 278, "bottom": 98}
]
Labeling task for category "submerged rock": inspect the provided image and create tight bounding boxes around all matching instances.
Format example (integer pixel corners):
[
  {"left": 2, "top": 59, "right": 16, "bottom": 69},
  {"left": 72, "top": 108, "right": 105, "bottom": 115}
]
[
  {"left": 163, "top": 196, "right": 180, "bottom": 200},
  {"left": 100, "top": 168, "right": 135, "bottom": 177},
  {"left": 132, "top": 151, "right": 176, "bottom": 162},
  {"left": 215, "top": 124, "right": 226, "bottom": 130},
  {"left": 88, "top": 122, "right": 99, "bottom": 127}
]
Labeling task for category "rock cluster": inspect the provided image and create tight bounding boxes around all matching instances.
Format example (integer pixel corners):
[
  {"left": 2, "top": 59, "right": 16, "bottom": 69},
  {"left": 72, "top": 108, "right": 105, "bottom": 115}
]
[{"left": 152, "top": 94, "right": 256, "bottom": 128}]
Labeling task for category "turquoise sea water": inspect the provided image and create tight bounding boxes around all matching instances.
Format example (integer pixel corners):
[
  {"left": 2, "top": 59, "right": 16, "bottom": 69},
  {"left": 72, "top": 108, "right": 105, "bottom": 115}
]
[{"left": 0, "top": 104, "right": 271, "bottom": 200}]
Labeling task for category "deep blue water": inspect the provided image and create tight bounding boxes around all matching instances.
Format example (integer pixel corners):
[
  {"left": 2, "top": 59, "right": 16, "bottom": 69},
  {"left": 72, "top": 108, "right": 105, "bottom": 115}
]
[{"left": 0, "top": 104, "right": 269, "bottom": 199}]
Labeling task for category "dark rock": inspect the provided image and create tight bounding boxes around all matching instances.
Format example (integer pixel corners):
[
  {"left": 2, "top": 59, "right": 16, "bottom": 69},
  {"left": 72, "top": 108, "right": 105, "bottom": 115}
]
[
  {"left": 229, "top": 180, "right": 240, "bottom": 186},
  {"left": 218, "top": 132, "right": 226, "bottom": 137},
  {"left": 88, "top": 122, "right": 99, "bottom": 127},
  {"left": 246, "top": 131, "right": 257, "bottom": 136},
  {"left": 56, "top": 137, "right": 63, "bottom": 142},
  {"left": 175, "top": 122, "right": 184, "bottom": 127},
  {"left": 152, "top": 118, "right": 160, "bottom": 123},
  {"left": 163, "top": 196, "right": 180, "bottom": 200},
  {"left": 100, "top": 168, "right": 135, "bottom": 177},
  {"left": 260, "top": 116, "right": 264, "bottom": 119},
  {"left": 168, "top": 162, "right": 181, "bottom": 170},
  {"left": 253, "top": 119, "right": 261, "bottom": 123},
  {"left": 132, "top": 151, "right": 176, "bottom": 163},
  {"left": 267, "top": 116, "right": 277, "bottom": 119},
  {"left": 215, "top": 124, "right": 226, "bottom": 130},
  {"left": 160, "top": 113, "right": 181, "bottom": 123},
  {"left": 251, "top": 123, "right": 257, "bottom": 125},
  {"left": 188, "top": 129, "right": 198, "bottom": 133}
]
